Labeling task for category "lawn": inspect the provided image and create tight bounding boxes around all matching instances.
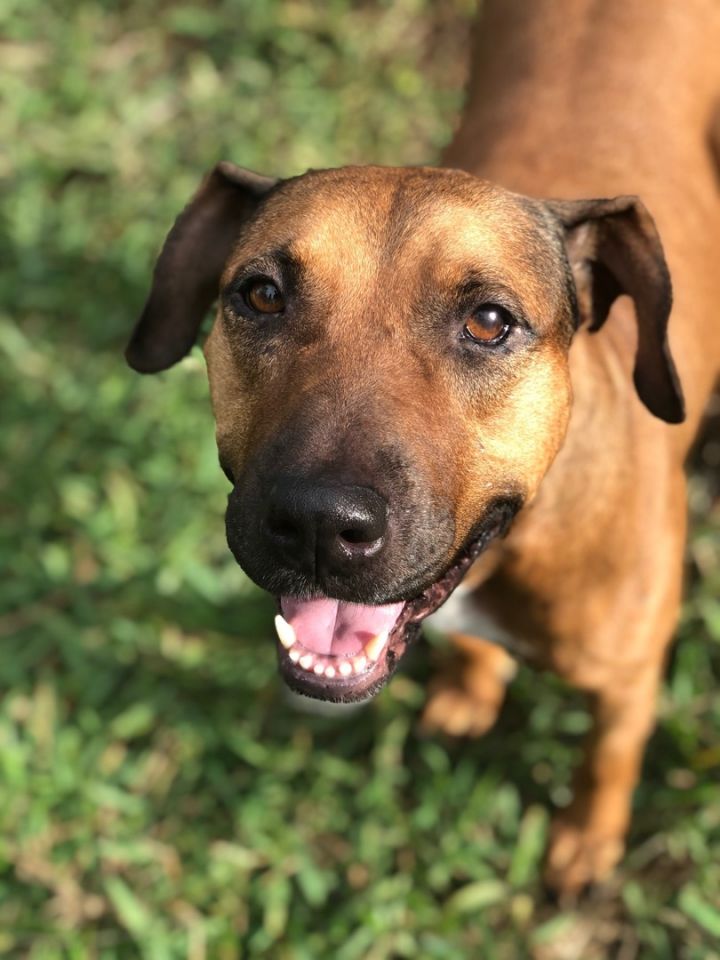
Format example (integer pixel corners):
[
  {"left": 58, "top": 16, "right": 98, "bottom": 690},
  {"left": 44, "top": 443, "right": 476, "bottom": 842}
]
[{"left": 2, "top": 0, "right": 719, "bottom": 956}]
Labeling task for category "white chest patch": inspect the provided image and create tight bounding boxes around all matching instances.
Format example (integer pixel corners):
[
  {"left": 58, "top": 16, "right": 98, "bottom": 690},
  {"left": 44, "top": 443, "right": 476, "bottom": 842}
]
[{"left": 425, "top": 585, "right": 532, "bottom": 660}]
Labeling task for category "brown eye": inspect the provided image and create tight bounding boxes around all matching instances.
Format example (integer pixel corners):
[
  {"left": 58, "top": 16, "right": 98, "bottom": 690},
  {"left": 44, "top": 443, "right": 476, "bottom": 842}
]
[
  {"left": 244, "top": 278, "right": 285, "bottom": 314},
  {"left": 463, "top": 304, "right": 512, "bottom": 344}
]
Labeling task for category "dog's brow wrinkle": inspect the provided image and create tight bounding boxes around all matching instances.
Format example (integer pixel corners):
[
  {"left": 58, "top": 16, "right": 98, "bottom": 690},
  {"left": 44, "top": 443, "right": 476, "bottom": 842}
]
[{"left": 230, "top": 245, "right": 300, "bottom": 279}]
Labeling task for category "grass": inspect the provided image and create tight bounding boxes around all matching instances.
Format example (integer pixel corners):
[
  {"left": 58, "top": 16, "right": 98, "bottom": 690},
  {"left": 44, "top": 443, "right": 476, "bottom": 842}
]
[{"left": 2, "top": 0, "right": 719, "bottom": 956}]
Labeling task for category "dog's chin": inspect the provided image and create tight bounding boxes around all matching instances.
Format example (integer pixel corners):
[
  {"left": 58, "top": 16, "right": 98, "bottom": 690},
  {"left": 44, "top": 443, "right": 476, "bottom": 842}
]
[{"left": 274, "top": 496, "right": 522, "bottom": 703}]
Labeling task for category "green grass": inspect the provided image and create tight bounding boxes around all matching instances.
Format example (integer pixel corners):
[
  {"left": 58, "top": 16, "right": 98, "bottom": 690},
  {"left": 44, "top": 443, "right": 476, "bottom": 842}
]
[{"left": 2, "top": 1, "right": 719, "bottom": 956}]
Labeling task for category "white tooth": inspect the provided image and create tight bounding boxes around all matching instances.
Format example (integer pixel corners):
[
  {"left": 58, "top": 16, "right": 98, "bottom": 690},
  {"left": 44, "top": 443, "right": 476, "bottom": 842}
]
[
  {"left": 313, "top": 662, "right": 325, "bottom": 675},
  {"left": 289, "top": 647, "right": 301, "bottom": 663},
  {"left": 364, "top": 631, "right": 388, "bottom": 662},
  {"left": 299, "top": 654, "right": 314, "bottom": 670},
  {"left": 274, "top": 614, "right": 296, "bottom": 650},
  {"left": 324, "top": 665, "right": 336, "bottom": 679},
  {"left": 352, "top": 655, "right": 368, "bottom": 674},
  {"left": 338, "top": 661, "right": 352, "bottom": 677}
]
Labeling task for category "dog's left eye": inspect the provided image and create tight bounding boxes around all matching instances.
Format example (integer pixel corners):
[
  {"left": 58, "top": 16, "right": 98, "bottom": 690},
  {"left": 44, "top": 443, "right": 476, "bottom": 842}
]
[
  {"left": 243, "top": 278, "right": 285, "bottom": 314},
  {"left": 463, "top": 304, "right": 513, "bottom": 345}
]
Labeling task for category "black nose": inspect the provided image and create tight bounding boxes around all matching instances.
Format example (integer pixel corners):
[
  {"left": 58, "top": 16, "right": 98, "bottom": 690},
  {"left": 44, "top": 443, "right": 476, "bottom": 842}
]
[{"left": 264, "top": 477, "right": 388, "bottom": 574}]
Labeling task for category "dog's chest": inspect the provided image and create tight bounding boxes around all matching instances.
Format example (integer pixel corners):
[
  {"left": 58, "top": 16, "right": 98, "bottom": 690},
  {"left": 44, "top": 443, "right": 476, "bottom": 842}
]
[{"left": 425, "top": 584, "right": 533, "bottom": 660}]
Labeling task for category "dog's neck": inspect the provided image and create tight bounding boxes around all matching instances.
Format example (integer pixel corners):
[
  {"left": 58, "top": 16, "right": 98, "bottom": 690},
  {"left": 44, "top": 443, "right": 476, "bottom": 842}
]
[{"left": 445, "top": 0, "right": 720, "bottom": 201}]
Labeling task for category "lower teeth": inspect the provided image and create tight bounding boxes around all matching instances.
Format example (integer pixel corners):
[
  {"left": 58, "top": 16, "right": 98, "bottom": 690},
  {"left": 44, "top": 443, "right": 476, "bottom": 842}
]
[{"left": 282, "top": 646, "right": 378, "bottom": 677}]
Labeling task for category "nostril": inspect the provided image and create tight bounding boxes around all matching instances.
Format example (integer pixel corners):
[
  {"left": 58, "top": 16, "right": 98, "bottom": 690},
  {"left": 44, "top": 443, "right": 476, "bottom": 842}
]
[
  {"left": 267, "top": 510, "right": 301, "bottom": 543},
  {"left": 337, "top": 525, "right": 385, "bottom": 558},
  {"left": 339, "top": 527, "right": 377, "bottom": 545}
]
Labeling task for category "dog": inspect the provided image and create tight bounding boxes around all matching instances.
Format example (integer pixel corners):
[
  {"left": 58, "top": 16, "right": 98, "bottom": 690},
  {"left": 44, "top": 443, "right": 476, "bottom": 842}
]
[{"left": 125, "top": 0, "right": 720, "bottom": 895}]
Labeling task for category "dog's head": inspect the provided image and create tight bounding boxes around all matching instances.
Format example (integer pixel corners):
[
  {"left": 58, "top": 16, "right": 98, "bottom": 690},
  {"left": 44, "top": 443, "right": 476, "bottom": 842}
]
[{"left": 127, "top": 164, "right": 683, "bottom": 701}]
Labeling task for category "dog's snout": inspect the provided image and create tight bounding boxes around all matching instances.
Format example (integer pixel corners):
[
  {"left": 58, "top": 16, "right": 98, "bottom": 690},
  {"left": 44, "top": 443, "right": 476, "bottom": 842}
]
[{"left": 265, "top": 477, "right": 388, "bottom": 572}]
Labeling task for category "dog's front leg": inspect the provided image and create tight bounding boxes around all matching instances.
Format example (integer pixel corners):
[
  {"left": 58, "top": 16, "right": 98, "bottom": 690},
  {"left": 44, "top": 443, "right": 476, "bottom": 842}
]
[
  {"left": 544, "top": 659, "right": 664, "bottom": 896},
  {"left": 421, "top": 633, "right": 516, "bottom": 738}
]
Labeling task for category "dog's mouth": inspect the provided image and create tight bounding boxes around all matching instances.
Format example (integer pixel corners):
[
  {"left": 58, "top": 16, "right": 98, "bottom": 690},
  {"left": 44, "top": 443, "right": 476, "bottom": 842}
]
[{"left": 273, "top": 499, "right": 520, "bottom": 703}]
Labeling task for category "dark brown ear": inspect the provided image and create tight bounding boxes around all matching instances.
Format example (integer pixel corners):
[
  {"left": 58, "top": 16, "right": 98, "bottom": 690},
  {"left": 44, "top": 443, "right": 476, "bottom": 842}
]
[
  {"left": 548, "top": 196, "right": 685, "bottom": 424},
  {"left": 126, "top": 162, "right": 278, "bottom": 373}
]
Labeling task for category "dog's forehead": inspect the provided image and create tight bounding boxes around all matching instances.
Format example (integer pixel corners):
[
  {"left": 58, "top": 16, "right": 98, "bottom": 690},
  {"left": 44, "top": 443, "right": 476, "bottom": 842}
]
[
  {"left": 237, "top": 167, "right": 548, "bottom": 257},
  {"left": 229, "top": 166, "right": 566, "bottom": 318}
]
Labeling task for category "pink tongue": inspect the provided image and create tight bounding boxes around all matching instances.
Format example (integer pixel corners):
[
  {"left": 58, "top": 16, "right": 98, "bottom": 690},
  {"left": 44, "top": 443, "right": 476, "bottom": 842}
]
[{"left": 281, "top": 596, "right": 404, "bottom": 657}]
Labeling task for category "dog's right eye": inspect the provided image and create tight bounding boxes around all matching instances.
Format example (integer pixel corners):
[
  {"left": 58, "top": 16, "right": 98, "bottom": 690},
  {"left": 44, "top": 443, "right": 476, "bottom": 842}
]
[
  {"left": 243, "top": 278, "right": 285, "bottom": 315},
  {"left": 463, "top": 304, "right": 513, "bottom": 345}
]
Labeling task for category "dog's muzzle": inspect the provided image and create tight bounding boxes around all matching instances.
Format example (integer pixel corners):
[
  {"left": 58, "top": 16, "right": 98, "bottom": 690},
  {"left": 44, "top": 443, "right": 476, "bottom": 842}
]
[{"left": 226, "top": 473, "right": 522, "bottom": 703}]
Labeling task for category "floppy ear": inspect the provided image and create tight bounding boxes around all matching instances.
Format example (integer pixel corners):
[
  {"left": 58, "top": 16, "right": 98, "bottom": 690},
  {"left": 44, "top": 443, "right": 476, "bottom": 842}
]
[
  {"left": 126, "top": 162, "right": 278, "bottom": 373},
  {"left": 547, "top": 196, "right": 685, "bottom": 424}
]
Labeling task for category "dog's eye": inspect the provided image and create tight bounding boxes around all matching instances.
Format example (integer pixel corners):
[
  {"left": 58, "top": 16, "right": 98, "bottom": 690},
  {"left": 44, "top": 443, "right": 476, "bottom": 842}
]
[
  {"left": 463, "top": 304, "right": 513, "bottom": 345},
  {"left": 244, "top": 278, "right": 285, "bottom": 314}
]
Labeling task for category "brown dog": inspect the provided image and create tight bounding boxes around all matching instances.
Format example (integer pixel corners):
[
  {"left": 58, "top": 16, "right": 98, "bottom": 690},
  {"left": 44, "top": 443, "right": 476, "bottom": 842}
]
[{"left": 126, "top": 0, "right": 720, "bottom": 894}]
